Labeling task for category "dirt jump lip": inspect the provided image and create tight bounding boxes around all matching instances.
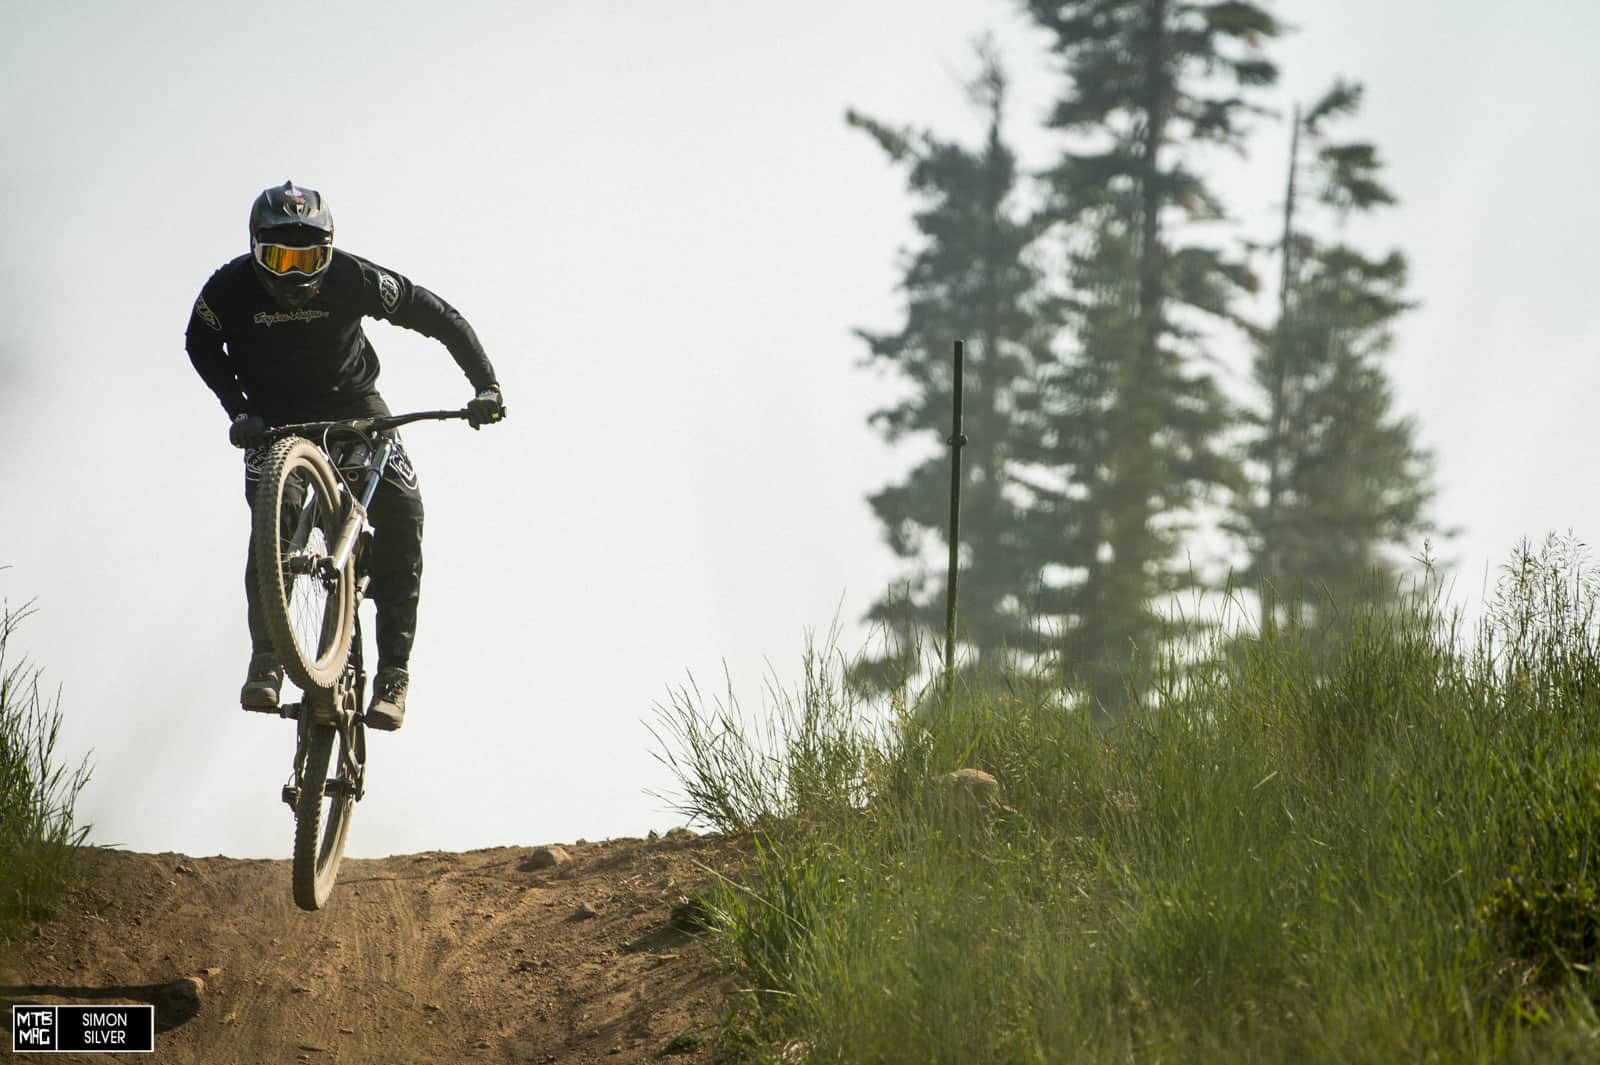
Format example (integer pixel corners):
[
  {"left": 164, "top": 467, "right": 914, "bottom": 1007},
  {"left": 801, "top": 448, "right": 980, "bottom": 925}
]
[{"left": 1, "top": 833, "right": 729, "bottom": 1064}]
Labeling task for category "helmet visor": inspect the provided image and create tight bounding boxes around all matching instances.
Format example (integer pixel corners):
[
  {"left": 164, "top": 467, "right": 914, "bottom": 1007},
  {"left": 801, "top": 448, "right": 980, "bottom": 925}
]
[{"left": 253, "top": 242, "right": 332, "bottom": 276}]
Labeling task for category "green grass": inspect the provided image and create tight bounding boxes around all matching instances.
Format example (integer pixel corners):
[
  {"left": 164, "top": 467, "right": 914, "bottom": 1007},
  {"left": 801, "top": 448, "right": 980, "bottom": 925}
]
[
  {"left": 654, "top": 538, "right": 1600, "bottom": 1063},
  {"left": 0, "top": 595, "right": 92, "bottom": 946}
]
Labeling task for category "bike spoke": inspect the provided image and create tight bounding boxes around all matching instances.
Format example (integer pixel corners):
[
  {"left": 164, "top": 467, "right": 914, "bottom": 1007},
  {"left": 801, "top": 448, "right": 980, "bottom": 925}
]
[{"left": 277, "top": 475, "right": 340, "bottom": 665}]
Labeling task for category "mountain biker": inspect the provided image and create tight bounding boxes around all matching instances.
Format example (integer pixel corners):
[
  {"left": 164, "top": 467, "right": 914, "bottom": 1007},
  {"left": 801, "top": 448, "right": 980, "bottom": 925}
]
[{"left": 185, "top": 180, "right": 505, "bottom": 732}]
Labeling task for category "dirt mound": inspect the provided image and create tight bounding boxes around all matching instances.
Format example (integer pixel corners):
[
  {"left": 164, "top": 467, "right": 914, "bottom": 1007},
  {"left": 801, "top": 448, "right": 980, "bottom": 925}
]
[{"left": 2, "top": 834, "right": 732, "bottom": 1063}]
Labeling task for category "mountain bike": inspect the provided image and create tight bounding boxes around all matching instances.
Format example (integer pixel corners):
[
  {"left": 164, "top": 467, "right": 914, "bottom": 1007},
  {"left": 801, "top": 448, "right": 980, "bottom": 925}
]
[{"left": 247, "top": 408, "right": 471, "bottom": 910}]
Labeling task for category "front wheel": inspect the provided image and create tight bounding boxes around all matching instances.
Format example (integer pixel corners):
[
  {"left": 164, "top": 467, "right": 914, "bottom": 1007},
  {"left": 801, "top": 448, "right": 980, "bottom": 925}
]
[
  {"left": 252, "top": 437, "right": 354, "bottom": 692},
  {"left": 292, "top": 720, "right": 362, "bottom": 911}
]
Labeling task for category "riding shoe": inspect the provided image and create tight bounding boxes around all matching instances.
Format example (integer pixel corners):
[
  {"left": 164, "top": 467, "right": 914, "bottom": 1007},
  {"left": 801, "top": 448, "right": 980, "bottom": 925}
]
[
  {"left": 240, "top": 652, "right": 284, "bottom": 711},
  {"left": 366, "top": 666, "right": 409, "bottom": 732}
]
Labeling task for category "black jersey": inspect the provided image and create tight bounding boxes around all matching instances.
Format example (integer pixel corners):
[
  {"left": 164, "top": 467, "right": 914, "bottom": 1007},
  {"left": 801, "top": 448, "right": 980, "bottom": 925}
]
[{"left": 185, "top": 250, "right": 498, "bottom": 423}]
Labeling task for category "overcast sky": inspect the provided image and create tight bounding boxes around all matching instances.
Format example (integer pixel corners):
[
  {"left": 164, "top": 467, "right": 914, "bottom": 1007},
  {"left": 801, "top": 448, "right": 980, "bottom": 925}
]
[{"left": 2, "top": 0, "right": 1597, "bottom": 859}]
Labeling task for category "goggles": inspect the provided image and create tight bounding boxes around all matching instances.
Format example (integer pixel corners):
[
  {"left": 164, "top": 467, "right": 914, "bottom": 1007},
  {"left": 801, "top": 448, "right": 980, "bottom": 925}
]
[{"left": 253, "top": 241, "right": 332, "bottom": 276}]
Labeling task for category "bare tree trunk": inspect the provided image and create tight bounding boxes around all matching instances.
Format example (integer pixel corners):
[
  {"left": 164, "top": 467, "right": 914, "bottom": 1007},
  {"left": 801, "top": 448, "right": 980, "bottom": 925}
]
[{"left": 1262, "top": 106, "right": 1301, "bottom": 634}]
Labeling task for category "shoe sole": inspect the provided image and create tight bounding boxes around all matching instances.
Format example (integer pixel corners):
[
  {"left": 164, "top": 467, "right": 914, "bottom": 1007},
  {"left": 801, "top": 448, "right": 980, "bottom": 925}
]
[{"left": 364, "top": 710, "right": 404, "bottom": 732}]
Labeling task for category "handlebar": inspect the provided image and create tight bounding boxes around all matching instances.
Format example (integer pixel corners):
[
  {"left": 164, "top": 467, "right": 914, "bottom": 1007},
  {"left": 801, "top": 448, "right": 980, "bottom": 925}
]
[{"left": 264, "top": 408, "right": 472, "bottom": 441}]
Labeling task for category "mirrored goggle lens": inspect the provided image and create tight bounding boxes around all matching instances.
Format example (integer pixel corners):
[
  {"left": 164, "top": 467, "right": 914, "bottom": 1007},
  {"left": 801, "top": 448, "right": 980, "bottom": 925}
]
[{"left": 254, "top": 242, "right": 331, "bottom": 276}]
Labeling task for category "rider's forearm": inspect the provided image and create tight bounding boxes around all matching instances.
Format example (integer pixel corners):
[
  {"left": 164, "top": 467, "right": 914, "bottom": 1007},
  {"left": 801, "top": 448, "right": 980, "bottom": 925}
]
[
  {"left": 186, "top": 288, "right": 251, "bottom": 419},
  {"left": 393, "top": 285, "right": 498, "bottom": 392},
  {"left": 186, "top": 341, "right": 250, "bottom": 420}
]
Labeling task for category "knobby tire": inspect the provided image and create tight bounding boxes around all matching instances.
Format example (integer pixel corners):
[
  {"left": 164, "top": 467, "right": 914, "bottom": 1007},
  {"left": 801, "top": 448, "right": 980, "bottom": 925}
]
[
  {"left": 251, "top": 437, "right": 354, "bottom": 692},
  {"left": 291, "top": 722, "right": 358, "bottom": 911}
]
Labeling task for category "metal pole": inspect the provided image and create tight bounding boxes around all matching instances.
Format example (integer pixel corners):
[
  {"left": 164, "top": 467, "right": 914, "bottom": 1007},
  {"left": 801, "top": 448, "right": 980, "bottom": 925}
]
[{"left": 945, "top": 339, "right": 967, "bottom": 681}]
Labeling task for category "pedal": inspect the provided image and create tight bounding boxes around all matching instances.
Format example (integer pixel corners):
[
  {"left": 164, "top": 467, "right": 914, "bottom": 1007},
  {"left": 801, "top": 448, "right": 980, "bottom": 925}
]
[
  {"left": 277, "top": 702, "right": 303, "bottom": 720},
  {"left": 281, "top": 784, "right": 301, "bottom": 808}
]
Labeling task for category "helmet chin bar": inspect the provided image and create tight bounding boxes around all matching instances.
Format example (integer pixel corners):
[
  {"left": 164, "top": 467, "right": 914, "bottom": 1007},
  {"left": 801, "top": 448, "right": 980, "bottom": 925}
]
[
  {"left": 278, "top": 287, "right": 321, "bottom": 308},
  {"left": 276, "top": 282, "right": 322, "bottom": 309},
  {"left": 254, "top": 265, "right": 323, "bottom": 310}
]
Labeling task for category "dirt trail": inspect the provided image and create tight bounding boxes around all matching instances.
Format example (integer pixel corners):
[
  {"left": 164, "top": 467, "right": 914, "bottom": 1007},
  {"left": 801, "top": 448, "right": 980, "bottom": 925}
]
[{"left": 2, "top": 834, "right": 732, "bottom": 1064}]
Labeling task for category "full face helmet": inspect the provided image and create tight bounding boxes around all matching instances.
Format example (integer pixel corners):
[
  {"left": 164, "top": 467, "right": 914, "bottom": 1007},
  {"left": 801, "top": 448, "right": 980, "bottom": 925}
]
[{"left": 248, "top": 181, "right": 334, "bottom": 309}]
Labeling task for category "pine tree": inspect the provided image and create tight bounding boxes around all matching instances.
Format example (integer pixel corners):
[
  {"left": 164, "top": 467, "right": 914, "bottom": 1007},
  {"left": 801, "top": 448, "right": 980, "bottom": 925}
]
[
  {"left": 849, "top": 46, "right": 1052, "bottom": 684},
  {"left": 1239, "top": 80, "right": 1436, "bottom": 627},
  {"left": 1020, "top": 0, "right": 1281, "bottom": 711}
]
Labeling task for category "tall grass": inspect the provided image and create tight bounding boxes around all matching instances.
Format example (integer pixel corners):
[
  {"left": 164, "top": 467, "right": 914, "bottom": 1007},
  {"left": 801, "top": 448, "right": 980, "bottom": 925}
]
[
  {"left": 655, "top": 538, "right": 1600, "bottom": 1063},
  {"left": 0, "top": 596, "right": 92, "bottom": 945}
]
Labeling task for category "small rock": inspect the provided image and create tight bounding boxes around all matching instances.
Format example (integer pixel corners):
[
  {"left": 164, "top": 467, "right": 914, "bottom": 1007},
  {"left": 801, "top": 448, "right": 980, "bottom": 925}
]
[
  {"left": 930, "top": 767, "right": 1011, "bottom": 818},
  {"left": 203, "top": 966, "right": 223, "bottom": 978},
  {"left": 291, "top": 985, "right": 313, "bottom": 994},
  {"left": 663, "top": 827, "right": 697, "bottom": 841},
  {"left": 175, "top": 863, "right": 197, "bottom": 876},
  {"left": 477, "top": 1040, "right": 492, "bottom": 1049},
  {"left": 647, "top": 829, "right": 660, "bottom": 841},
  {"left": 523, "top": 846, "right": 571, "bottom": 871},
  {"left": 423, "top": 1002, "right": 442, "bottom": 1013},
  {"left": 163, "top": 977, "right": 203, "bottom": 1003},
  {"left": 338, "top": 1027, "right": 354, "bottom": 1035},
  {"left": 572, "top": 902, "right": 599, "bottom": 921}
]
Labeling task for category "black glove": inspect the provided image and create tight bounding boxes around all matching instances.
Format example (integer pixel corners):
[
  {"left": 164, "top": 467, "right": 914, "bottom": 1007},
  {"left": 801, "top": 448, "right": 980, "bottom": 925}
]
[
  {"left": 467, "top": 385, "right": 506, "bottom": 429},
  {"left": 228, "top": 414, "right": 268, "bottom": 449}
]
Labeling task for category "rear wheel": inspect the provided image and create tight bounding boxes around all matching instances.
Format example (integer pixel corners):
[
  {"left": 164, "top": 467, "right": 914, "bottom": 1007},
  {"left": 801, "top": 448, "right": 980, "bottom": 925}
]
[
  {"left": 291, "top": 719, "right": 363, "bottom": 911},
  {"left": 252, "top": 437, "right": 354, "bottom": 692}
]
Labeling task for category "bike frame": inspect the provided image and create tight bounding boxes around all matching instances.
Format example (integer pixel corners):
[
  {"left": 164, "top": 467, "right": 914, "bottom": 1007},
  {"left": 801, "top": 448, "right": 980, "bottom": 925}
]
[
  {"left": 261, "top": 409, "right": 471, "bottom": 806},
  {"left": 271, "top": 408, "right": 468, "bottom": 575}
]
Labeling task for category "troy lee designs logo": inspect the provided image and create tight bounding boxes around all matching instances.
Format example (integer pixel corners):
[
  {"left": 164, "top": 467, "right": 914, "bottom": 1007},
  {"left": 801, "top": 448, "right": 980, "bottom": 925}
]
[
  {"left": 194, "top": 296, "right": 222, "bottom": 331},
  {"left": 378, "top": 273, "right": 401, "bottom": 314},
  {"left": 253, "top": 308, "right": 331, "bottom": 327}
]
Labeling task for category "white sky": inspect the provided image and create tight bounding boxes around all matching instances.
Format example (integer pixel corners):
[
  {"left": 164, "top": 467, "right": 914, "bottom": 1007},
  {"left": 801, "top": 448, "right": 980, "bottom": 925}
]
[{"left": 2, "top": 0, "right": 1596, "bottom": 859}]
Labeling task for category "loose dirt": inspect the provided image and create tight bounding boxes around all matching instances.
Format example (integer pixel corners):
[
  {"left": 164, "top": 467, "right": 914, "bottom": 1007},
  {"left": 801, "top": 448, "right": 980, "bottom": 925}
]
[{"left": 2, "top": 833, "right": 735, "bottom": 1063}]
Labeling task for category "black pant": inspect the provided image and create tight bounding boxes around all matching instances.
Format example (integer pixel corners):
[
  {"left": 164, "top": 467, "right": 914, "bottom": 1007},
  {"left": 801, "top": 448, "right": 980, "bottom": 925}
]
[{"left": 243, "top": 438, "right": 425, "bottom": 668}]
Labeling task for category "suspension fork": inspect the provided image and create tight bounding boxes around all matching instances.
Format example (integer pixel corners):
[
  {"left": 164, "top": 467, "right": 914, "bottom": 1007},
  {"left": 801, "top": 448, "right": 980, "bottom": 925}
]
[{"left": 320, "top": 436, "right": 395, "bottom": 580}]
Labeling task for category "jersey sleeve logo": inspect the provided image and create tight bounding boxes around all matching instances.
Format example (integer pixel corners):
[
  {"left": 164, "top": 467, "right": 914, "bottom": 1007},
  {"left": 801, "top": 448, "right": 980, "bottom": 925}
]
[
  {"left": 378, "top": 273, "right": 401, "bottom": 314},
  {"left": 194, "top": 295, "right": 222, "bottom": 331}
]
